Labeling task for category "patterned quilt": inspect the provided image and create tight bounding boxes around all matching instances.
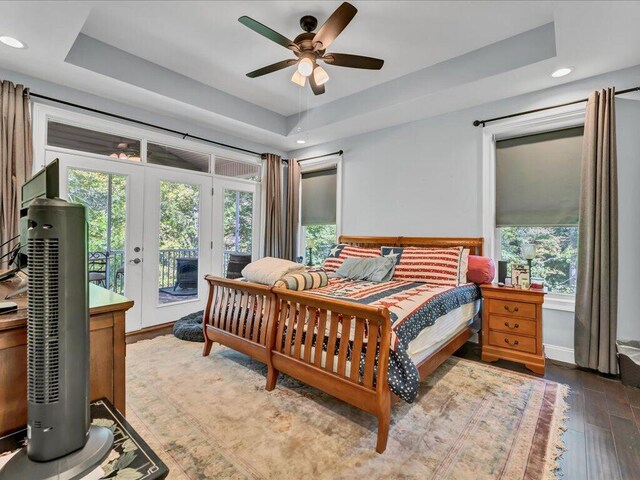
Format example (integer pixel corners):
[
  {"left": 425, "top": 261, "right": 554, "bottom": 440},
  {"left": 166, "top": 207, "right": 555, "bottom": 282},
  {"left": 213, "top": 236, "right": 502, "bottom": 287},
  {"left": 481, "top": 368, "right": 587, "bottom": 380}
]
[{"left": 308, "top": 278, "right": 481, "bottom": 402}]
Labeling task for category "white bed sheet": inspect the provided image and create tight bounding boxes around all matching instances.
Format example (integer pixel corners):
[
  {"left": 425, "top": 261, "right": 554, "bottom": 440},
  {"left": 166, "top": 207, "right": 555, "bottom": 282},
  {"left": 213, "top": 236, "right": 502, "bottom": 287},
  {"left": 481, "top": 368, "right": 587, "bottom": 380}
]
[{"left": 407, "top": 299, "right": 481, "bottom": 365}]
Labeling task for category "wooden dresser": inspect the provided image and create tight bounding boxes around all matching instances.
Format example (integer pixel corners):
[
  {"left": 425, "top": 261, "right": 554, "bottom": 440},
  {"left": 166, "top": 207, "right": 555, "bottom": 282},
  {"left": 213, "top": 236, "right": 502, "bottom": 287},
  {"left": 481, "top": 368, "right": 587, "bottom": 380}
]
[
  {"left": 0, "top": 275, "right": 133, "bottom": 435},
  {"left": 480, "top": 284, "right": 545, "bottom": 374}
]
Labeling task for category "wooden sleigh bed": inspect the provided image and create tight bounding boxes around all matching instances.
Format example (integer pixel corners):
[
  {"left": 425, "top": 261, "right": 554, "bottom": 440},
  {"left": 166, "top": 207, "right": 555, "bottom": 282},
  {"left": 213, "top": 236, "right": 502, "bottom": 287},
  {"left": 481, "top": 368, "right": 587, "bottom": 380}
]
[{"left": 202, "top": 236, "right": 483, "bottom": 453}]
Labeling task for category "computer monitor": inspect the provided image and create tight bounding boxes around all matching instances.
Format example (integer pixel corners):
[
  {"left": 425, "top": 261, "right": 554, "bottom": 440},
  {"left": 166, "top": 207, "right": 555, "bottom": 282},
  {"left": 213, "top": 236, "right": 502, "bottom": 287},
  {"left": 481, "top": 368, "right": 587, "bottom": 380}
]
[
  {"left": 22, "top": 158, "right": 60, "bottom": 208},
  {"left": 1, "top": 159, "right": 61, "bottom": 290},
  {"left": 16, "top": 159, "right": 60, "bottom": 268}
]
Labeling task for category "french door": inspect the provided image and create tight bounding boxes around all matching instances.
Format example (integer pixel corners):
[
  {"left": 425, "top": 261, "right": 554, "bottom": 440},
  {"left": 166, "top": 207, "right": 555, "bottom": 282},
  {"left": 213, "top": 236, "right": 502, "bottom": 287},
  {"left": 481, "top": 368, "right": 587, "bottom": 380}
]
[
  {"left": 51, "top": 152, "right": 213, "bottom": 331},
  {"left": 50, "top": 151, "right": 145, "bottom": 331},
  {"left": 140, "top": 168, "right": 212, "bottom": 327},
  {"left": 212, "top": 177, "right": 260, "bottom": 277}
]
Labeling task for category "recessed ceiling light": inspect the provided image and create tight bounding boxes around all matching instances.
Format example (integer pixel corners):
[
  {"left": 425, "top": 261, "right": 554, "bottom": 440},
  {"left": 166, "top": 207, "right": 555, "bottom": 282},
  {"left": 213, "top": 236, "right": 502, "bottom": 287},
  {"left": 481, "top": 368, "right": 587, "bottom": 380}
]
[
  {"left": 0, "top": 35, "right": 26, "bottom": 49},
  {"left": 296, "top": 139, "right": 306, "bottom": 145},
  {"left": 551, "top": 67, "right": 573, "bottom": 78}
]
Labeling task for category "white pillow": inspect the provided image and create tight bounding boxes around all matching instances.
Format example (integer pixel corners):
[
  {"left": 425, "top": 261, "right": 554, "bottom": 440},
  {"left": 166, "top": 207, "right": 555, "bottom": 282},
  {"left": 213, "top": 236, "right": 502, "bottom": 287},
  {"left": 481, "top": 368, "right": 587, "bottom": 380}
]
[
  {"left": 241, "top": 257, "right": 305, "bottom": 285},
  {"left": 459, "top": 248, "right": 470, "bottom": 284}
]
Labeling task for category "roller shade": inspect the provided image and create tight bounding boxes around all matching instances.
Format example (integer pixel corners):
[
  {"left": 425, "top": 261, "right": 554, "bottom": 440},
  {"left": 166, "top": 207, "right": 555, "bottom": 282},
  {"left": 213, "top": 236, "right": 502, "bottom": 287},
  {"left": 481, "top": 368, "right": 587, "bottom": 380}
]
[
  {"left": 496, "top": 127, "right": 583, "bottom": 227},
  {"left": 301, "top": 168, "right": 337, "bottom": 226}
]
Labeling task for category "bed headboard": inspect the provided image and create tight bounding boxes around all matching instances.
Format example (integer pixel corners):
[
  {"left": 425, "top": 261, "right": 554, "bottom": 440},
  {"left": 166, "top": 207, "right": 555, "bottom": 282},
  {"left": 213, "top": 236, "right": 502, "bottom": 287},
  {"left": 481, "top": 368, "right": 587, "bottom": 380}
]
[{"left": 338, "top": 236, "right": 484, "bottom": 256}]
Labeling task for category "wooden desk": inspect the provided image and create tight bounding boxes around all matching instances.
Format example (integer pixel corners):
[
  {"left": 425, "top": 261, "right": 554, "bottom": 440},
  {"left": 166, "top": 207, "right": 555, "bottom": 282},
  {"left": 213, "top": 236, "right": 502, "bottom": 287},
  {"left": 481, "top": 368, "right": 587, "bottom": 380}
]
[{"left": 0, "top": 275, "right": 134, "bottom": 435}]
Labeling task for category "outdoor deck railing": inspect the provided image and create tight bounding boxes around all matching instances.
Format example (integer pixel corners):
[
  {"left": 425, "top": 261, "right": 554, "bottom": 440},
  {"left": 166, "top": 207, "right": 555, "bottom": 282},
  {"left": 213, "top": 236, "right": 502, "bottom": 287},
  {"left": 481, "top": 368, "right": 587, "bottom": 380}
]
[{"left": 90, "top": 248, "right": 246, "bottom": 294}]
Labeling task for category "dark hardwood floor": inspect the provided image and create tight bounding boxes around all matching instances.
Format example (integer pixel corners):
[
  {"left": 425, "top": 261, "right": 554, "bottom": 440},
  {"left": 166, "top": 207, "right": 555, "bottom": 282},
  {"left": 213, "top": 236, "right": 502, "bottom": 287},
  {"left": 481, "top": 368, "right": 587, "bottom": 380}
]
[{"left": 454, "top": 342, "right": 640, "bottom": 480}]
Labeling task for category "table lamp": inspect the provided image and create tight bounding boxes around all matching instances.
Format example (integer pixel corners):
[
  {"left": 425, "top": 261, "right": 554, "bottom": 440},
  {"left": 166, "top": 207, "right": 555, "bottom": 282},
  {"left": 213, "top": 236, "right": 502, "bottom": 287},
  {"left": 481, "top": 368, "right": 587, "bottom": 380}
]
[
  {"left": 306, "top": 238, "right": 316, "bottom": 267},
  {"left": 522, "top": 243, "right": 536, "bottom": 276}
]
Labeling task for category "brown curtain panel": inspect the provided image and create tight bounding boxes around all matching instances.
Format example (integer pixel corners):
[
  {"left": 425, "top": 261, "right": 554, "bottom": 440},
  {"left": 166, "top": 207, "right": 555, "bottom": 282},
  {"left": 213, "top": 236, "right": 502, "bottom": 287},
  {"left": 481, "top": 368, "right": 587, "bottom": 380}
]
[
  {"left": 262, "top": 153, "right": 282, "bottom": 258},
  {"left": 1, "top": 81, "right": 33, "bottom": 269},
  {"left": 283, "top": 158, "right": 300, "bottom": 261},
  {"left": 574, "top": 88, "right": 619, "bottom": 374}
]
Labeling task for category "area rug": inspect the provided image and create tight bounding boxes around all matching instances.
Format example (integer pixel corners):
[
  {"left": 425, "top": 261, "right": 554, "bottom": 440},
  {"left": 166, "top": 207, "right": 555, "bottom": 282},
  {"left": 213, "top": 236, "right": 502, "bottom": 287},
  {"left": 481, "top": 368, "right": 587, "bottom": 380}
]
[{"left": 125, "top": 335, "right": 568, "bottom": 480}]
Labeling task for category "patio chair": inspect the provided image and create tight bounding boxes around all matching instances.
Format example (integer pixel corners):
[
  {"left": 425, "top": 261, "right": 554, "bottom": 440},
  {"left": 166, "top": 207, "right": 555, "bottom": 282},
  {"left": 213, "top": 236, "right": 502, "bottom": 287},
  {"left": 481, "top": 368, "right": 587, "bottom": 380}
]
[{"left": 88, "top": 252, "right": 107, "bottom": 287}]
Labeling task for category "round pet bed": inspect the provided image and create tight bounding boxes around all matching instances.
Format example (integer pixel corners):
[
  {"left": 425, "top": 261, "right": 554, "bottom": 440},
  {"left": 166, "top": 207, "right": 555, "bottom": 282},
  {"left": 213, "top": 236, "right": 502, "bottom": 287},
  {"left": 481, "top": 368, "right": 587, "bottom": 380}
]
[{"left": 172, "top": 310, "right": 205, "bottom": 342}]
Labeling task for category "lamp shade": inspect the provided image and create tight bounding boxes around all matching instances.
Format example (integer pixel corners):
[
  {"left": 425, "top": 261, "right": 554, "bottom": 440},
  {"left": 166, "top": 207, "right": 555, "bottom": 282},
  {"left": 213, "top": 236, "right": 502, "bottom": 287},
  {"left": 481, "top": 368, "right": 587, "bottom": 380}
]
[
  {"left": 291, "top": 70, "right": 306, "bottom": 86},
  {"left": 522, "top": 243, "right": 536, "bottom": 260},
  {"left": 313, "top": 66, "right": 329, "bottom": 85},
  {"left": 297, "top": 57, "right": 314, "bottom": 77}
]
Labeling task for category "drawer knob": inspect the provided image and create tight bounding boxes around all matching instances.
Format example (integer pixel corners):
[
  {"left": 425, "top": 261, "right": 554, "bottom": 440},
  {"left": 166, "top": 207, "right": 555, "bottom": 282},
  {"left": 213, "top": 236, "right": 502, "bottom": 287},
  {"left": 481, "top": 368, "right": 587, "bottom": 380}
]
[
  {"left": 504, "top": 338, "right": 519, "bottom": 347},
  {"left": 504, "top": 321, "right": 519, "bottom": 330},
  {"left": 504, "top": 305, "right": 519, "bottom": 313}
]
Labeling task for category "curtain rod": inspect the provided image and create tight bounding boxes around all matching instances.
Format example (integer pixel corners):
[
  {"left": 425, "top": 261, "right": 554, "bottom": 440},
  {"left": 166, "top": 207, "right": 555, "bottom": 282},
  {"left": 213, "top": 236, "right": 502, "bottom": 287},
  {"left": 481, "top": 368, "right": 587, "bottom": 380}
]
[
  {"left": 472, "top": 86, "right": 640, "bottom": 127},
  {"left": 294, "top": 150, "right": 343, "bottom": 163},
  {"left": 25, "top": 91, "right": 263, "bottom": 156}
]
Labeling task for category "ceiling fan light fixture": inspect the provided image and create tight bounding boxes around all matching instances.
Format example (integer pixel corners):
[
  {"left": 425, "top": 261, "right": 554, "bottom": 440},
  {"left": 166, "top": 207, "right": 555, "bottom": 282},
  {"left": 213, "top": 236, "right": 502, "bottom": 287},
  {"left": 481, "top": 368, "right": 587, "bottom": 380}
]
[
  {"left": 291, "top": 70, "right": 306, "bottom": 87},
  {"left": 313, "top": 66, "right": 330, "bottom": 86},
  {"left": 297, "top": 57, "right": 314, "bottom": 77}
]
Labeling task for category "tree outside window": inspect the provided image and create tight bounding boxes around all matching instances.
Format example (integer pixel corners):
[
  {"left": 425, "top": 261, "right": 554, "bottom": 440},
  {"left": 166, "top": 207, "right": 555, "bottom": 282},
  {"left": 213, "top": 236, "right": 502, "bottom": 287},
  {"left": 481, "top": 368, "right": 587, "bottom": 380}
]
[
  {"left": 500, "top": 226, "right": 578, "bottom": 295},
  {"left": 303, "top": 224, "right": 337, "bottom": 266}
]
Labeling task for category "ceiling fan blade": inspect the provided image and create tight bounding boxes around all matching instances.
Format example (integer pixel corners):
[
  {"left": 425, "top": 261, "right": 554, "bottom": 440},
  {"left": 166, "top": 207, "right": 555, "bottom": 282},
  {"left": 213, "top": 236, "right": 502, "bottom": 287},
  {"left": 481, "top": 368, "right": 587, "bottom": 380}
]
[
  {"left": 313, "top": 2, "right": 357, "bottom": 51},
  {"left": 238, "top": 16, "right": 297, "bottom": 51},
  {"left": 246, "top": 59, "right": 297, "bottom": 78},
  {"left": 322, "top": 53, "right": 384, "bottom": 70},
  {"left": 309, "top": 74, "right": 325, "bottom": 95}
]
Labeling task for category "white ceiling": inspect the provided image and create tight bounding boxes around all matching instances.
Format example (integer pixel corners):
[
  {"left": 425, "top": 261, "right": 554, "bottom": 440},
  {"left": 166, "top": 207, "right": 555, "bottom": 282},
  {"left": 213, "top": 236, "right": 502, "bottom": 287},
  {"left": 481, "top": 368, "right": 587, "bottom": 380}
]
[
  {"left": 80, "top": 1, "right": 555, "bottom": 116},
  {"left": 1, "top": 1, "right": 640, "bottom": 151}
]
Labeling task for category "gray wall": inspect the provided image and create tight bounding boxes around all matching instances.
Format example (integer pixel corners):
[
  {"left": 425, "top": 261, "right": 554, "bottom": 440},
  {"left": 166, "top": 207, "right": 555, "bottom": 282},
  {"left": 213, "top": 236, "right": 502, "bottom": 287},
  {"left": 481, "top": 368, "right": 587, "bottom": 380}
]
[
  {"left": 0, "top": 66, "right": 285, "bottom": 158},
  {"left": 290, "top": 66, "right": 640, "bottom": 360}
]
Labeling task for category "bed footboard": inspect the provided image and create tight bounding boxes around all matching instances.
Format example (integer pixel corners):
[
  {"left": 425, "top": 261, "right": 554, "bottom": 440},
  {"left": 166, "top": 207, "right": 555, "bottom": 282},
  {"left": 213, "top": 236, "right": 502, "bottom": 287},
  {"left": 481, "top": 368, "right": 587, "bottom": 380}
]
[
  {"left": 202, "top": 275, "right": 277, "bottom": 365},
  {"left": 269, "top": 288, "right": 392, "bottom": 453}
]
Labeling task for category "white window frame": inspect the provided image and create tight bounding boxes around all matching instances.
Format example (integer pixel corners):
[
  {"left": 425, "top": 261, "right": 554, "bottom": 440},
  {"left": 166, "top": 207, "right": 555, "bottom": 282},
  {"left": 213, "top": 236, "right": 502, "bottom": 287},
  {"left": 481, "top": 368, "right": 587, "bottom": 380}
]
[
  {"left": 297, "top": 154, "right": 343, "bottom": 261},
  {"left": 32, "top": 103, "right": 262, "bottom": 178},
  {"left": 482, "top": 104, "right": 585, "bottom": 312}
]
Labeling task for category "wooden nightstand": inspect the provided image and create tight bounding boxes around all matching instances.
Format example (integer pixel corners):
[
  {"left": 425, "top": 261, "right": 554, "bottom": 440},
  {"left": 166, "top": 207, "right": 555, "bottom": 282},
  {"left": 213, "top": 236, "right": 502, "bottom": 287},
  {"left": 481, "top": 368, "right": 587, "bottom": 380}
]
[{"left": 480, "top": 284, "right": 546, "bottom": 374}]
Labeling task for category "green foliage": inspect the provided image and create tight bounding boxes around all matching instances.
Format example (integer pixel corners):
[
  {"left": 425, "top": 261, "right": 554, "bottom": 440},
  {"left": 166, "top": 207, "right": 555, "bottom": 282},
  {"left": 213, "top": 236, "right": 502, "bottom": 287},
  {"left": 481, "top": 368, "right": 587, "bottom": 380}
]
[
  {"left": 67, "top": 170, "right": 126, "bottom": 253},
  {"left": 223, "top": 189, "right": 253, "bottom": 254},
  {"left": 304, "top": 224, "right": 337, "bottom": 266},
  {"left": 500, "top": 226, "right": 578, "bottom": 294},
  {"left": 159, "top": 181, "right": 199, "bottom": 250}
]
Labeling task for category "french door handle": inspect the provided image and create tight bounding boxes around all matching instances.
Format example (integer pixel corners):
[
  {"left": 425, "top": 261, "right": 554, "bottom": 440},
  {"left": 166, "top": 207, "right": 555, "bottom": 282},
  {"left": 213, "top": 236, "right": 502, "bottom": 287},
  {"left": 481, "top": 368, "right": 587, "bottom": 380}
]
[{"left": 129, "top": 258, "right": 142, "bottom": 264}]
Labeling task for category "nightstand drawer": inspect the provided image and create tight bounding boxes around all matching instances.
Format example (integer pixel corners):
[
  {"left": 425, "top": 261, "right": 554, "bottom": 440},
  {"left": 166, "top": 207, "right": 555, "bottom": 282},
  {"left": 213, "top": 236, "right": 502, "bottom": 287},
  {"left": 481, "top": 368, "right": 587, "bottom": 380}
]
[
  {"left": 488, "top": 299, "right": 536, "bottom": 320},
  {"left": 488, "top": 315, "right": 537, "bottom": 337},
  {"left": 488, "top": 331, "right": 537, "bottom": 354}
]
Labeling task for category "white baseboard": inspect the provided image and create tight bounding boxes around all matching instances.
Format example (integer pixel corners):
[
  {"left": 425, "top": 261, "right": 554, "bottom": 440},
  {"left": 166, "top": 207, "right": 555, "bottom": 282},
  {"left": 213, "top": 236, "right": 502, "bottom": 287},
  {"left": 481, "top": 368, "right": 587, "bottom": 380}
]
[{"left": 544, "top": 344, "right": 575, "bottom": 364}]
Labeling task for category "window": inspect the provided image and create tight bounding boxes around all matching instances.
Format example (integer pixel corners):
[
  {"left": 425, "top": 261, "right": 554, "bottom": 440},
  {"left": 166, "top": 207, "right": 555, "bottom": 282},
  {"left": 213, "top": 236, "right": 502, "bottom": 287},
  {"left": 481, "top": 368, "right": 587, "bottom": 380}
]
[
  {"left": 147, "top": 143, "right": 209, "bottom": 172},
  {"left": 47, "top": 121, "right": 141, "bottom": 160},
  {"left": 300, "top": 166, "right": 339, "bottom": 266},
  {"left": 499, "top": 226, "right": 578, "bottom": 294},
  {"left": 495, "top": 127, "right": 583, "bottom": 296},
  {"left": 222, "top": 188, "right": 254, "bottom": 275},
  {"left": 303, "top": 225, "right": 337, "bottom": 266},
  {"left": 215, "top": 157, "right": 261, "bottom": 181}
]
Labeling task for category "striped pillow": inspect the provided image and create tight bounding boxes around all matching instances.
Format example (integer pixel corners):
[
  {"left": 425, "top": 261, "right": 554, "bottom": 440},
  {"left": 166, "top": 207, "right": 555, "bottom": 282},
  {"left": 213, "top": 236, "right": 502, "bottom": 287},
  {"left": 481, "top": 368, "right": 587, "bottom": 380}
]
[
  {"left": 381, "top": 246, "right": 465, "bottom": 286},
  {"left": 321, "top": 244, "right": 381, "bottom": 273},
  {"left": 274, "top": 270, "right": 328, "bottom": 291}
]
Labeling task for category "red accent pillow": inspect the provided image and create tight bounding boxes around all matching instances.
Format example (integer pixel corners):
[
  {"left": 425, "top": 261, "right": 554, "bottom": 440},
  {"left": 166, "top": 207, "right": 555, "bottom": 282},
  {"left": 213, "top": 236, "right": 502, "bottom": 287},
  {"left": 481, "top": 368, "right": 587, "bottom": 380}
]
[
  {"left": 322, "top": 245, "right": 381, "bottom": 273},
  {"left": 467, "top": 255, "right": 495, "bottom": 284}
]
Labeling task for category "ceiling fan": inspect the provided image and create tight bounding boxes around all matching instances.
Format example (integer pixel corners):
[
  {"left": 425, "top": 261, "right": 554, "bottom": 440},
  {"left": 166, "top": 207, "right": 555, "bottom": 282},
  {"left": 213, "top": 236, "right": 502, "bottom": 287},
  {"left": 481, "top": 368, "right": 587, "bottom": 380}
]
[{"left": 239, "top": 2, "right": 384, "bottom": 95}]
